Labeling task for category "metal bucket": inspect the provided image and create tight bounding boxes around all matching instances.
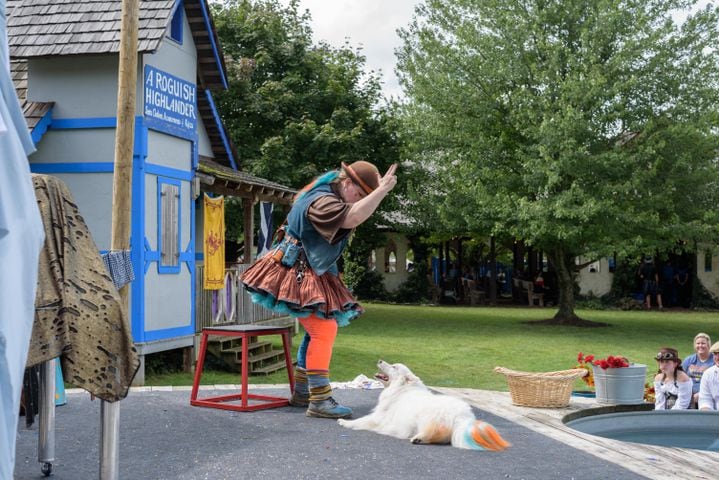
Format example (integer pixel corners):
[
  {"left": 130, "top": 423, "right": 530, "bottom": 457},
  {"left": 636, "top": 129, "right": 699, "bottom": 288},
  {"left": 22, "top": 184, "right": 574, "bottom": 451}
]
[{"left": 592, "top": 364, "right": 647, "bottom": 405}]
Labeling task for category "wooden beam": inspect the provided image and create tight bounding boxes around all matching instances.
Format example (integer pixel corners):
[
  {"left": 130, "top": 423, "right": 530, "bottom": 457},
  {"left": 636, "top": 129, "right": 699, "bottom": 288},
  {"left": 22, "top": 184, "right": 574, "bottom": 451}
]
[
  {"left": 243, "top": 198, "right": 255, "bottom": 263},
  {"left": 110, "top": 0, "right": 139, "bottom": 263},
  {"left": 202, "top": 184, "right": 253, "bottom": 199}
]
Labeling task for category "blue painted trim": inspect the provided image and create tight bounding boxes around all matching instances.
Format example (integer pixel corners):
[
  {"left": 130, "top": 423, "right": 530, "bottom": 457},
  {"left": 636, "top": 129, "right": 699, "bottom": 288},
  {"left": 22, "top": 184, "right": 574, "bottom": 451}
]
[
  {"left": 189, "top": 163, "right": 197, "bottom": 333},
  {"left": 130, "top": 120, "right": 149, "bottom": 343},
  {"left": 144, "top": 238, "right": 160, "bottom": 273},
  {"left": 204, "top": 90, "right": 236, "bottom": 170},
  {"left": 31, "top": 107, "right": 54, "bottom": 145},
  {"left": 185, "top": 240, "right": 195, "bottom": 333},
  {"left": 198, "top": 0, "right": 228, "bottom": 89},
  {"left": 169, "top": 0, "right": 184, "bottom": 44},
  {"left": 145, "top": 163, "right": 193, "bottom": 181},
  {"left": 51, "top": 117, "right": 116, "bottom": 129},
  {"left": 156, "top": 176, "right": 183, "bottom": 274},
  {"left": 30, "top": 162, "right": 114, "bottom": 174},
  {"left": 143, "top": 325, "right": 195, "bottom": 342},
  {"left": 134, "top": 116, "right": 148, "bottom": 157},
  {"left": 195, "top": 252, "right": 204, "bottom": 261}
]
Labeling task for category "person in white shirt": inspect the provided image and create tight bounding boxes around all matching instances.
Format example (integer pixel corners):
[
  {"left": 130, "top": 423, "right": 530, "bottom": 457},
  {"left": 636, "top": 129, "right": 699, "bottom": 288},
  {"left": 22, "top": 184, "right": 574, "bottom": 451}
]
[
  {"left": 653, "top": 347, "right": 692, "bottom": 410},
  {"left": 698, "top": 341, "right": 719, "bottom": 411}
]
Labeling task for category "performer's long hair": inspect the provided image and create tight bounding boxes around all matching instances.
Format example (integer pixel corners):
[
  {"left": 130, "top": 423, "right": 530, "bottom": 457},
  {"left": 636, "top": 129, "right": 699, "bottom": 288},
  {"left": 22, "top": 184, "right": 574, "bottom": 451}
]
[{"left": 294, "top": 170, "right": 340, "bottom": 203}]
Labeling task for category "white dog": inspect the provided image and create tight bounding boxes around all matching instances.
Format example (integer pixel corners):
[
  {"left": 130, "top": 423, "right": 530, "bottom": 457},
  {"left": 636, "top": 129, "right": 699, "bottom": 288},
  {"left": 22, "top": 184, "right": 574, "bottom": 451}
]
[{"left": 338, "top": 360, "right": 510, "bottom": 451}]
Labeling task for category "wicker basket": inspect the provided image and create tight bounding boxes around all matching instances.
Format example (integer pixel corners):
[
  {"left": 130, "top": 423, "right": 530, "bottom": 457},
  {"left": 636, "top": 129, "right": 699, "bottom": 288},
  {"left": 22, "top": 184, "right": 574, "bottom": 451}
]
[{"left": 493, "top": 367, "right": 588, "bottom": 408}]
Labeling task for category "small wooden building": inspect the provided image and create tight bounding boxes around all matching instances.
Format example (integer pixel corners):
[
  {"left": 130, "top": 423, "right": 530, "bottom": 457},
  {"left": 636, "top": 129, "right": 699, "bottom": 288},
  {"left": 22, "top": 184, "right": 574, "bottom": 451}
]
[{"left": 8, "top": 0, "right": 294, "bottom": 381}]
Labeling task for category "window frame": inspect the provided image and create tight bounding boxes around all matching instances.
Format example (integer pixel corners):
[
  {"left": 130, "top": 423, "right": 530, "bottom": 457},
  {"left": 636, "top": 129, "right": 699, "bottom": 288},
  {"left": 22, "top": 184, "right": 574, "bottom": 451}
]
[
  {"left": 157, "top": 177, "right": 182, "bottom": 274},
  {"left": 168, "top": 1, "right": 184, "bottom": 45}
]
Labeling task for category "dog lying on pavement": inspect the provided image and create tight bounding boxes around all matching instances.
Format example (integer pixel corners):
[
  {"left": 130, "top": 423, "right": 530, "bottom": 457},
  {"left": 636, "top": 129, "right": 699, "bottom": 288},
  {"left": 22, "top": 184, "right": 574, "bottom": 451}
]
[{"left": 338, "top": 360, "right": 510, "bottom": 451}]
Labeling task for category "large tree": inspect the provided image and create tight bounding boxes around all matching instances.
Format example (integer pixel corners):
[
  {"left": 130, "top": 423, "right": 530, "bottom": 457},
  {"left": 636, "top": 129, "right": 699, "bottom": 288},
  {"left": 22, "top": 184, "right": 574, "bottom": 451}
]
[
  {"left": 212, "top": 0, "right": 399, "bottom": 188},
  {"left": 397, "top": 0, "right": 719, "bottom": 323},
  {"left": 212, "top": 0, "right": 401, "bottom": 248}
]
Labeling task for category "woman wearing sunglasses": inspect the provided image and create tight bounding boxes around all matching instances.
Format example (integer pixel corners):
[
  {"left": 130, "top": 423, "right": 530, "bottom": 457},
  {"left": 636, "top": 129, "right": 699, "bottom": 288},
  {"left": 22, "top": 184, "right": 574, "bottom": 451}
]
[{"left": 653, "top": 348, "right": 692, "bottom": 410}]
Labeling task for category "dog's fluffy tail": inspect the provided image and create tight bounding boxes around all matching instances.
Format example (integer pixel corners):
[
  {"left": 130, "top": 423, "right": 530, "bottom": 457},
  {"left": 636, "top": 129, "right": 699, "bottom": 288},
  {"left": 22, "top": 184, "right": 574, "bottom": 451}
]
[{"left": 452, "top": 420, "right": 511, "bottom": 451}]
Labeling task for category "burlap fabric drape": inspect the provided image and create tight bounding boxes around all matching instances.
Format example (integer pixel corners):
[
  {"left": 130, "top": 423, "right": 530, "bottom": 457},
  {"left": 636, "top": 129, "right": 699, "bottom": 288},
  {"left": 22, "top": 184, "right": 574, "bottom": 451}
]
[{"left": 28, "top": 174, "right": 139, "bottom": 402}]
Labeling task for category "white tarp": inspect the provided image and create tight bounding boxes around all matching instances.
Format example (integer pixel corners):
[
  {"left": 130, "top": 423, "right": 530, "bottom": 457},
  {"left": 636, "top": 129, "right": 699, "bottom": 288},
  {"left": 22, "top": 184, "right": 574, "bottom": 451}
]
[{"left": 0, "top": 1, "right": 44, "bottom": 477}]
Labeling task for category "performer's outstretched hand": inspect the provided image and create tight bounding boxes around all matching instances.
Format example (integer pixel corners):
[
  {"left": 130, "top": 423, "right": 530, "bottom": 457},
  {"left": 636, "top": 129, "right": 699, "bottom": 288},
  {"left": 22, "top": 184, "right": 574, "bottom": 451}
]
[{"left": 378, "top": 163, "right": 398, "bottom": 193}]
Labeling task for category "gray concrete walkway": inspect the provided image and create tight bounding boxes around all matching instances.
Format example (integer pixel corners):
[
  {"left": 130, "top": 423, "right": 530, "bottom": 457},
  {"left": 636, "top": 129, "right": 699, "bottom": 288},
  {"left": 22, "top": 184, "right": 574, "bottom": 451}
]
[{"left": 13, "top": 385, "right": 652, "bottom": 480}]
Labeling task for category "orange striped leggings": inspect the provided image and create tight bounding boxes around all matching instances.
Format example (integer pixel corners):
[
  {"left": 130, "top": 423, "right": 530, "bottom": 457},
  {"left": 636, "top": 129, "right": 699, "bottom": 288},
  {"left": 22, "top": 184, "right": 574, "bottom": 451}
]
[{"left": 298, "top": 314, "right": 338, "bottom": 371}]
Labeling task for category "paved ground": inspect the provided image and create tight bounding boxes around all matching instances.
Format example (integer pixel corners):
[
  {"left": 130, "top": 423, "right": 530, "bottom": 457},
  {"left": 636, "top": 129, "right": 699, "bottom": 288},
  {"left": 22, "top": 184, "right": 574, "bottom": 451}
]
[{"left": 14, "top": 387, "right": 648, "bottom": 480}]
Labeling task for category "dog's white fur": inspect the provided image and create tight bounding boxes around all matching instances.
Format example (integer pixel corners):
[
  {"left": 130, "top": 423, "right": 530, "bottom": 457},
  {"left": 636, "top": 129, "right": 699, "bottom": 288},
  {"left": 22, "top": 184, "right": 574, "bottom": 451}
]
[{"left": 338, "top": 360, "right": 481, "bottom": 448}]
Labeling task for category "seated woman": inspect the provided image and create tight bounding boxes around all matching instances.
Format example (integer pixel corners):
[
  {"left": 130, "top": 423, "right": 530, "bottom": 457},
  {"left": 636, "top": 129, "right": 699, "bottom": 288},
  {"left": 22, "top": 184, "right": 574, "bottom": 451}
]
[
  {"left": 654, "top": 347, "right": 693, "bottom": 410},
  {"left": 681, "top": 333, "right": 714, "bottom": 408}
]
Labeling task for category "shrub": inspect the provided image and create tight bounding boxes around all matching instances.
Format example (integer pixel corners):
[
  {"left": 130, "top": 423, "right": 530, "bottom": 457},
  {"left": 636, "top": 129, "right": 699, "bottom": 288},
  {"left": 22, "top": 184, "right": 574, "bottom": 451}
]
[
  {"left": 343, "top": 255, "right": 388, "bottom": 301},
  {"left": 391, "top": 262, "right": 431, "bottom": 304}
]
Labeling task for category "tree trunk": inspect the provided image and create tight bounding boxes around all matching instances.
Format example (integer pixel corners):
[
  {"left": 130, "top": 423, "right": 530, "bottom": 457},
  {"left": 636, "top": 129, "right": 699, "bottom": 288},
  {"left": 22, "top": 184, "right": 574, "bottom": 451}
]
[
  {"left": 548, "top": 246, "right": 583, "bottom": 324},
  {"left": 541, "top": 246, "right": 609, "bottom": 327}
]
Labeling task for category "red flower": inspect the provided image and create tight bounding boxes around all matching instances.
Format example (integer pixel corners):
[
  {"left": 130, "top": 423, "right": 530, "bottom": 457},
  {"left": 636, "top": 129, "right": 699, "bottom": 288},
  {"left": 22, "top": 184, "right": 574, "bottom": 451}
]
[
  {"left": 584, "top": 355, "right": 594, "bottom": 363},
  {"left": 577, "top": 352, "right": 584, "bottom": 363},
  {"left": 592, "top": 355, "right": 630, "bottom": 369}
]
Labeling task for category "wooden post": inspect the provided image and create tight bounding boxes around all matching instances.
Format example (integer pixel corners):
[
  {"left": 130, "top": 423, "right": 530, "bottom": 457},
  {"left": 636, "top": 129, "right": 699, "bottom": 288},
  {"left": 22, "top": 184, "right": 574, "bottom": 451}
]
[
  {"left": 243, "top": 197, "right": 255, "bottom": 264},
  {"left": 111, "top": 0, "right": 138, "bottom": 262},
  {"left": 103, "top": 0, "right": 139, "bottom": 479}
]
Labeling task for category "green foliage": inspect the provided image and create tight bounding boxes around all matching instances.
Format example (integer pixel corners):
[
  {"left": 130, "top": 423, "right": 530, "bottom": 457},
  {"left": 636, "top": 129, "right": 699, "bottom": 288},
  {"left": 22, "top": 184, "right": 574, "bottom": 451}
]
[
  {"left": 397, "top": 0, "right": 719, "bottom": 320},
  {"left": 615, "top": 297, "right": 644, "bottom": 311},
  {"left": 145, "top": 350, "right": 185, "bottom": 377},
  {"left": 211, "top": 0, "right": 402, "bottom": 250},
  {"left": 390, "top": 260, "right": 431, "bottom": 304},
  {"left": 340, "top": 223, "right": 393, "bottom": 301},
  {"left": 607, "top": 257, "right": 642, "bottom": 301},
  {"left": 692, "top": 276, "right": 719, "bottom": 310},
  {"left": 573, "top": 298, "right": 605, "bottom": 311},
  {"left": 342, "top": 255, "right": 388, "bottom": 301},
  {"left": 212, "top": 0, "right": 400, "bottom": 190}
]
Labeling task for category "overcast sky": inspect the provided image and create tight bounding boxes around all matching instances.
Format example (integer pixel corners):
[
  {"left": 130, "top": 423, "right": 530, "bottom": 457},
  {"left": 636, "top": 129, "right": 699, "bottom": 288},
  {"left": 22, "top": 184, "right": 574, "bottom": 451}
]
[
  {"left": 281, "top": 0, "right": 419, "bottom": 101},
  {"left": 281, "top": 0, "right": 714, "bottom": 102}
]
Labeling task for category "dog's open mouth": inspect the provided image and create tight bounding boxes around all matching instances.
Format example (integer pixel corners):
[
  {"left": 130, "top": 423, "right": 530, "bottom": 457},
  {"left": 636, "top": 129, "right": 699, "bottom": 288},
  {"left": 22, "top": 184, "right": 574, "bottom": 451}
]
[{"left": 374, "top": 372, "right": 389, "bottom": 382}]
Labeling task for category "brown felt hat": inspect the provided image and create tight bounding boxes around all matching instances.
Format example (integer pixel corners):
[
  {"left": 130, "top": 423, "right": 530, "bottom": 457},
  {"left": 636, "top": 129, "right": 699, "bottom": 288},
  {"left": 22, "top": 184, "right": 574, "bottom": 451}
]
[{"left": 341, "top": 161, "right": 379, "bottom": 195}]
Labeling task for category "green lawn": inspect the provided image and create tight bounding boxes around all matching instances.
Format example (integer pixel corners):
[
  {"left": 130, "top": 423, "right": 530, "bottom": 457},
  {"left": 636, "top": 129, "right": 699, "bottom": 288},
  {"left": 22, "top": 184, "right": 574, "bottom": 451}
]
[{"left": 146, "top": 303, "right": 719, "bottom": 391}]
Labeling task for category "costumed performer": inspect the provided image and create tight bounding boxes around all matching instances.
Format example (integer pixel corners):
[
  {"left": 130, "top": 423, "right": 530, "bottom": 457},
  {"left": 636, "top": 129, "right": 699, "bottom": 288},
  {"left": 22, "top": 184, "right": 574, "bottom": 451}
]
[{"left": 241, "top": 161, "right": 397, "bottom": 419}]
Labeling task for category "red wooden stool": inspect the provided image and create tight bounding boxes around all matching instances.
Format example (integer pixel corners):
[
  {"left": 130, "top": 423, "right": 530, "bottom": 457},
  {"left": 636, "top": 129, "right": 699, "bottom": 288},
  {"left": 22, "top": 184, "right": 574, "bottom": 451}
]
[{"left": 190, "top": 325, "right": 295, "bottom": 412}]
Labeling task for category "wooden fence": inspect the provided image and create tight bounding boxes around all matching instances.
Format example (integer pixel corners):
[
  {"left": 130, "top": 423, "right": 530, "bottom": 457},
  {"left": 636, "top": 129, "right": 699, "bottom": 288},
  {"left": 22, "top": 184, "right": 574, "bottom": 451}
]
[{"left": 195, "top": 264, "right": 289, "bottom": 333}]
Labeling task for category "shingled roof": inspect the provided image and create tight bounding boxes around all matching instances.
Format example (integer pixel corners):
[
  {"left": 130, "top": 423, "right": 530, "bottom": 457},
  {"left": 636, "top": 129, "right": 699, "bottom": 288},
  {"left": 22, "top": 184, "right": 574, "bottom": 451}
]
[
  {"left": 8, "top": 0, "right": 173, "bottom": 56},
  {"left": 198, "top": 158, "right": 296, "bottom": 205},
  {"left": 7, "top": 0, "right": 237, "bottom": 166},
  {"left": 7, "top": 1, "right": 294, "bottom": 199},
  {"left": 8, "top": 0, "right": 226, "bottom": 88}
]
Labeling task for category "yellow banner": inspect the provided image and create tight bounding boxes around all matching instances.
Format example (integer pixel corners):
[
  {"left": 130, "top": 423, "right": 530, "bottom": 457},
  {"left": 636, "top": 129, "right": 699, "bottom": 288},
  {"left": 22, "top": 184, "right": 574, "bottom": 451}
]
[{"left": 203, "top": 194, "right": 225, "bottom": 290}]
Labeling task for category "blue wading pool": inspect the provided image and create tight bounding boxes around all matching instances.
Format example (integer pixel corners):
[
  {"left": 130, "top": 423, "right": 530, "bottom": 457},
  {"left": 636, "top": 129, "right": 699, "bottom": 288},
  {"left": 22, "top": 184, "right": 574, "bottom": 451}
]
[{"left": 563, "top": 405, "right": 719, "bottom": 451}]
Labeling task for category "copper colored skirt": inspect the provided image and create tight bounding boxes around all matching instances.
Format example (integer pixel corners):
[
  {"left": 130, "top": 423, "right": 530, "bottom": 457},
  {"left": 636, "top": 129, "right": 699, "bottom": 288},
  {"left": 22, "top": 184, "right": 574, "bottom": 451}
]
[{"left": 240, "top": 255, "right": 363, "bottom": 326}]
